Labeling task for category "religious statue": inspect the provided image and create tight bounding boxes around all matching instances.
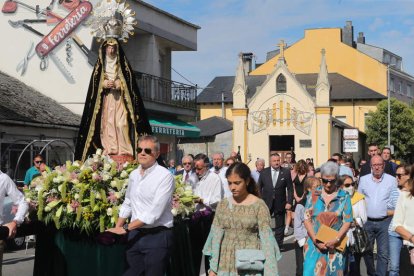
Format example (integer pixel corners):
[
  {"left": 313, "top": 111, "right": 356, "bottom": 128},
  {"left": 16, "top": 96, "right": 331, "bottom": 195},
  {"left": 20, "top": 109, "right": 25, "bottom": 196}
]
[{"left": 75, "top": 6, "right": 152, "bottom": 163}]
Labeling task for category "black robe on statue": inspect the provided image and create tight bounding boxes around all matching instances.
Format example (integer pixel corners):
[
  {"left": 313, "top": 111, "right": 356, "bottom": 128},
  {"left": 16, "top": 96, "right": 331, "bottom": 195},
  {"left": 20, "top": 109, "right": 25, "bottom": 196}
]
[{"left": 74, "top": 39, "right": 152, "bottom": 161}]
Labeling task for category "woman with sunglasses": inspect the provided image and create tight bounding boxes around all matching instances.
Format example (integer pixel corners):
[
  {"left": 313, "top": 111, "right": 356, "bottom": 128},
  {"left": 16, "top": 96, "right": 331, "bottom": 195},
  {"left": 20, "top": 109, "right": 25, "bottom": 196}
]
[
  {"left": 388, "top": 164, "right": 412, "bottom": 276},
  {"left": 303, "top": 161, "right": 353, "bottom": 276},
  {"left": 338, "top": 175, "right": 367, "bottom": 276},
  {"left": 224, "top": 157, "right": 237, "bottom": 167},
  {"left": 392, "top": 164, "right": 414, "bottom": 275}
]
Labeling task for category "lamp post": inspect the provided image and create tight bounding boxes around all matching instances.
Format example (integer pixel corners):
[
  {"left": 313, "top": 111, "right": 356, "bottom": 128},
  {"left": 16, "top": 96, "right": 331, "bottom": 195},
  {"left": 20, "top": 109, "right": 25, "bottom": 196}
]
[{"left": 387, "top": 63, "right": 396, "bottom": 148}]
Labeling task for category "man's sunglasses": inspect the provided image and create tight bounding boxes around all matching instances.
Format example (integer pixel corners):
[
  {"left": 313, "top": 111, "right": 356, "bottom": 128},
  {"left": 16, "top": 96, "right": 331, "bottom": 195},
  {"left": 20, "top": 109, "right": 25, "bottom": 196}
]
[
  {"left": 396, "top": 173, "right": 407, "bottom": 179},
  {"left": 321, "top": 178, "right": 336, "bottom": 184},
  {"left": 183, "top": 162, "right": 192, "bottom": 165},
  {"left": 137, "top": 147, "right": 152, "bottom": 155},
  {"left": 34, "top": 160, "right": 44, "bottom": 164}
]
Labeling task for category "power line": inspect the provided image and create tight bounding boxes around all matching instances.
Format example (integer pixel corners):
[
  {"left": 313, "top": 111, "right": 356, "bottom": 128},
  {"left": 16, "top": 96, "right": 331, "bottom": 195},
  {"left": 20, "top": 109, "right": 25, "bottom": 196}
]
[{"left": 171, "top": 67, "right": 197, "bottom": 86}]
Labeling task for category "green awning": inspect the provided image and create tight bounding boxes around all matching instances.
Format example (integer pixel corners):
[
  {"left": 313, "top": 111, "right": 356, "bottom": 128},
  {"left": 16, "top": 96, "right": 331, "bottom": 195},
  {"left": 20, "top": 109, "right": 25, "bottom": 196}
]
[{"left": 149, "top": 117, "right": 200, "bottom": 138}]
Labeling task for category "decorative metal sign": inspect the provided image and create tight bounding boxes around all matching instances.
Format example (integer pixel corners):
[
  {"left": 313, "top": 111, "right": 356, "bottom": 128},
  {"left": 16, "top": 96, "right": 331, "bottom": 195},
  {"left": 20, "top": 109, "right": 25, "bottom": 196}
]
[
  {"left": 35, "top": 1, "right": 92, "bottom": 57},
  {"left": 250, "top": 106, "right": 314, "bottom": 135}
]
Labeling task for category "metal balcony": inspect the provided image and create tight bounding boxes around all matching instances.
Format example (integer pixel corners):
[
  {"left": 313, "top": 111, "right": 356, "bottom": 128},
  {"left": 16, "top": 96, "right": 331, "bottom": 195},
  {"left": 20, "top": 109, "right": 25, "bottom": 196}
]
[{"left": 134, "top": 71, "right": 197, "bottom": 111}]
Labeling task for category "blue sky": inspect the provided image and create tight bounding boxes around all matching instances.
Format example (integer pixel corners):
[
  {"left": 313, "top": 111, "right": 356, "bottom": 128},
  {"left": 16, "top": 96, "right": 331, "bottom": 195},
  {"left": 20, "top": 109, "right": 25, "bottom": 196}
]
[{"left": 145, "top": 0, "right": 414, "bottom": 89}]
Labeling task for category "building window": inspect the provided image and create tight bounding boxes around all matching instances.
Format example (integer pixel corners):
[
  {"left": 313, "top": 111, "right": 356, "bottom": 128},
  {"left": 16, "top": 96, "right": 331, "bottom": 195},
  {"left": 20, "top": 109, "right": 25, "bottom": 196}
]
[
  {"left": 364, "top": 113, "right": 371, "bottom": 132},
  {"left": 276, "top": 74, "right": 286, "bottom": 93},
  {"left": 408, "top": 84, "right": 413, "bottom": 97},
  {"left": 335, "top": 116, "right": 347, "bottom": 123},
  {"left": 397, "top": 81, "right": 402, "bottom": 94},
  {"left": 390, "top": 78, "right": 394, "bottom": 92}
]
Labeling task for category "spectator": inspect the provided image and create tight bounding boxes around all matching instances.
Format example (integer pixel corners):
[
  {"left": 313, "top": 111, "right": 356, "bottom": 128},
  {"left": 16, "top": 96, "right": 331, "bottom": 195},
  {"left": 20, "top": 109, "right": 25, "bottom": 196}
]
[
  {"left": 307, "top": 162, "right": 316, "bottom": 176},
  {"left": 360, "top": 143, "right": 395, "bottom": 177},
  {"left": 288, "top": 160, "right": 309, "bottom": 236},
  {"left": 393, "top": 164, "right": 414, "bottom": 275},
  {"left": 303, "top": 161, "right": 353, "bottom": 276},
  {"left": 210, "top": 152, "right": 231, "bottom": 198},
  {"left": 176, "top": 155, "right": 197, "bottom": 187},
  {"left": 332, "top": 153, "right": 354, "bottom": 177},
  {"left": 388, "top": 164, "right": 412, "bottom": 276},
  {"left": 358, "top": 155, "right": 398, "bottom": 276},
  {"left": 203, "top": 163, "right": 281, "bottom": 275},
  {"left": 190, "top": 153, "right": 223, "bottom": 274},
  {"left": 258, "top": 153, "right": 293, "bottom": 250},
  {"left": 23, "top": 154, "right": 50, "bottom": 187},
  {"left": 294, "top": 176, "right": 320, "bottom": 276},
  {"left": 381, "top": 147, "right": 397, "bottom": 176},
  {"left": 282, "top": 152, "right": 294, "bottom": 170},
  {"left": 338, "top": 175, "right": 367, "bottom": 276},
  {"left": 345, "top": 157, "right": 359, "bottom": 179},
  {"left": 251, "top": 158, "right": 265, "bottom": 183},
  {"left": 167, "top": 159, "right": 176, "bottom": 174},
  {"left": 224, "top": 157, "right": 237, "bottom": 167}
]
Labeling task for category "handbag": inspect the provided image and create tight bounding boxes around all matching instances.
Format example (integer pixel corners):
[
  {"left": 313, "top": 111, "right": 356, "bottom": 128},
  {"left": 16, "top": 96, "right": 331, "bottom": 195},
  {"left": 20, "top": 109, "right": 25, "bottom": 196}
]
[
  {"left": 235, "top": 249, "right": 266, "bottom": 271},
  {"left": 351, "top": 224, "right": 371, "bottom": 254}
]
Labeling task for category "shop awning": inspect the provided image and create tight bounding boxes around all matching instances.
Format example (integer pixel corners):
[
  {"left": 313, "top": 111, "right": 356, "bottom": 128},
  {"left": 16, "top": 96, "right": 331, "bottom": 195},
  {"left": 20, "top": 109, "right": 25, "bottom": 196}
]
[{"left": 149, "top": 117, "right": 200, "bottom": 138}]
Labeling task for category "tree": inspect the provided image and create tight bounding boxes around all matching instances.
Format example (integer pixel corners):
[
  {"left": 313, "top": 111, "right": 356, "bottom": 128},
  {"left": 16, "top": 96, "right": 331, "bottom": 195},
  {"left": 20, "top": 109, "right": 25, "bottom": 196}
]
[{"left": 365, "top": 98, "right": 414, "bottom": 160}]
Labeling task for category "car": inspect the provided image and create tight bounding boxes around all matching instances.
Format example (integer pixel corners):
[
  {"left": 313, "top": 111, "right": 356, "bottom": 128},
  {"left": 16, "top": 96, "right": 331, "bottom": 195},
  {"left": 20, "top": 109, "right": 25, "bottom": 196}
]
[{"left": 2, "top": 196, "right": 27, "bottom": 250}]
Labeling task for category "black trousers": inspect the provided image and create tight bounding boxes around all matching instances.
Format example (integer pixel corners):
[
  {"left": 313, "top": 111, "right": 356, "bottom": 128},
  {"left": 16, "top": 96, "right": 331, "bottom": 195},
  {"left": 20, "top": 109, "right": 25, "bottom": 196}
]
[
  {"left": 400, "top": 245, "right": 414, "bottom": 276},
  {"left": 124, "top": 228, "right": 173, "bottom": 276},
  {"left": 274, "top": 211, "right": 286, "bottom": 248},
  {"left": 188, "top": 213, "right": 214, "bottom": 274},
  {"left": 294, "top": 241, "right": 304, "bottom": 276}
]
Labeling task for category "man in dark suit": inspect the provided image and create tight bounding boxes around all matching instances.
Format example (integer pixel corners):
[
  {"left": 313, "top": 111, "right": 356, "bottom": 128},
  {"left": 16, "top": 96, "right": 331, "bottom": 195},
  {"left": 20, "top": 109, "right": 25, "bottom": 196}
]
[
  {"left": 175, "top": 155, "right": 197, "bottom": 187},
  {"left": 360, "top": 143, "right": 395, "bottom": 177},
  {"left": 258, "top": 153, "right": 293, "bottom": 249}
]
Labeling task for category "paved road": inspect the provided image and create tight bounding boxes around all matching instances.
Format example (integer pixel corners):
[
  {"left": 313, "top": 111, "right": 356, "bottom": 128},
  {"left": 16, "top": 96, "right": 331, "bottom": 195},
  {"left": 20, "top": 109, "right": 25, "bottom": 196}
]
[{"left": 2, "top": 235, "right": 369, "bottom": 276}]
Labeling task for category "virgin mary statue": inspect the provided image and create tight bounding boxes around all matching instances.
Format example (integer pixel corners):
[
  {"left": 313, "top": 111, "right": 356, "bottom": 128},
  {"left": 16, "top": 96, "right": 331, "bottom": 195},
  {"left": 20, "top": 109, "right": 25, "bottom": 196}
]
[{"left": 75, "top": 13, "right": 152, "bottom": 163}]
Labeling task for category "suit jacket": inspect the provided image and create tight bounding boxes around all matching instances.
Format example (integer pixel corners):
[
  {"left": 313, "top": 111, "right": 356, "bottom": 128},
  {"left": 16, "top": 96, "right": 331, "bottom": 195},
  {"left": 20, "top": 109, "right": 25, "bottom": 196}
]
[
  {"left": 359, "top": 159, "right": 395, "bottom": 177},
  {"left": 258, "top": 166, "right": 293, "bottom": 213}
]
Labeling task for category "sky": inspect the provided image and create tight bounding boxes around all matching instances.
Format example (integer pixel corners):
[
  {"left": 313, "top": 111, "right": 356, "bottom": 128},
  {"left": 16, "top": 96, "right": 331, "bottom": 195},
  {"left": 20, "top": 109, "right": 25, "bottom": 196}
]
[{"left": 145, "top": 0, "right": 414, "bottom": 90}]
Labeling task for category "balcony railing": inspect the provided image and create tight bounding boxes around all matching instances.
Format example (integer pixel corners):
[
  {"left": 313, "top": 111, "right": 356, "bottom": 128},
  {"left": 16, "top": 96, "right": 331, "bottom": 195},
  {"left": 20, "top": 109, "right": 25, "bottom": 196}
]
[{"left": 134, "top": 71, "right": 197, "bottom": 110}]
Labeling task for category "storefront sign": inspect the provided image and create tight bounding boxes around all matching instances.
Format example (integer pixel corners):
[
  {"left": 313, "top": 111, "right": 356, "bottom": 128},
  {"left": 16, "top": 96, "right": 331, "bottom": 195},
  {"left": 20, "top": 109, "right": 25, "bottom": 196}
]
[
  {"left": 343, "top": 129, "right": 358, "bottom": 140},
  {"left": 35, "top": 1, "right": 92, "bottom": 57},
  {"left": 151, "top": 126, "right": 185, "bottom": 136},
  {"left": 343, "top": 140, "right": 358, "bottom": 152}
]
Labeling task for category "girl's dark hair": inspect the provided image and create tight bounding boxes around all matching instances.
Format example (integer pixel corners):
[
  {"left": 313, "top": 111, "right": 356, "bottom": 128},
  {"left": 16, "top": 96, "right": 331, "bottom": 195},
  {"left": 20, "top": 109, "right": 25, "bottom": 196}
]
[{"left": 225, "top": 163, "right": 260, "bottom": 197}]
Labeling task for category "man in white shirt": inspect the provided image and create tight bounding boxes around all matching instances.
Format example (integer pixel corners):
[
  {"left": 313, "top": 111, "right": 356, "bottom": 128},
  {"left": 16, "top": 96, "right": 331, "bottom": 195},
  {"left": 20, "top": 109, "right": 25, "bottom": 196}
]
[
  {"left": 210, "top": 152, "right": 231, "bottom": 197},
  {"left": 108, "top": 135, "right": 175, "bottom": 276},
  {"left": 191, "top": 153, "right": 223, "bottom": 274},
  {"left": 0, "top": 171, "right": 29, "bottom": 274}
]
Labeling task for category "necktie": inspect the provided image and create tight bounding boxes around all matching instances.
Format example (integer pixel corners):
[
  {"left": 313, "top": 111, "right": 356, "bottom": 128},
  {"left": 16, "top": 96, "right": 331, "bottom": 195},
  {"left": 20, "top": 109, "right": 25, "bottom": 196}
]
[
  {"left": 185, "top": 172, "right": 189, "bottom": 182},
  {"left": 272, "top": 169, "right": 278, "bottom": 187}
]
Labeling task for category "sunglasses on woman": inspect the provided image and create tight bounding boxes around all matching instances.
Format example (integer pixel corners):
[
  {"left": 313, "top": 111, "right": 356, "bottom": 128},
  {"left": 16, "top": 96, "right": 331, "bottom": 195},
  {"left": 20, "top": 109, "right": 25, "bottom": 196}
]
[
  {"left": 321, "top": 178, "right": 336, "bottom": 184},
  {"left": 137, "top": 147, "right": 152, "bottom": 155},
  {"left": 396, "top": 173, "right": 407, "bottom": 179}
]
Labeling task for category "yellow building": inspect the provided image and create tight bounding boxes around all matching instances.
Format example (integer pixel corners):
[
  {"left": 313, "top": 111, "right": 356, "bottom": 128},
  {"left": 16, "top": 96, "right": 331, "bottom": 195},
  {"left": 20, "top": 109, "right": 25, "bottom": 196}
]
[{"left": 198, "top": 21, "right": 414, "bottom": 133}]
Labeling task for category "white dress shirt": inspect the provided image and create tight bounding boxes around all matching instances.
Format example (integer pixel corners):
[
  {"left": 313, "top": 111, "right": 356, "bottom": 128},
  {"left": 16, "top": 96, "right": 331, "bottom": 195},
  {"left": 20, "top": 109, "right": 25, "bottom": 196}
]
[
  {"left": 392, "top": 191, "right": 414, "bottom": 246},
  {"left": 271, "top": 167, "right": 280, "bottom": 187},
  {"left": 0, "top": 171, "right": 28, "bottom": 224},
  {"left": 194, "top": 170, "right": 223, "bottom": 211},
  {"left": 119, "top": 163, "right": 175, "bottom": 228},
  {"left": 210, "top": 166, "right": 231, "bottom": 198}
]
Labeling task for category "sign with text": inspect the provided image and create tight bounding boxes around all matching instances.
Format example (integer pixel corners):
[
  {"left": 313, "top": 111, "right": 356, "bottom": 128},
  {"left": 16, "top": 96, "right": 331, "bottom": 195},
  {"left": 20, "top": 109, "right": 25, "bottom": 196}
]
[
  {"left": 343, "top": 140, "right": 359, "bottom": 153},
  {"left": 343, "top": 129, "right": 358, "bottom": 140},
  {"left": 35, "top": 1, "right": 92, "bottom": 57}
]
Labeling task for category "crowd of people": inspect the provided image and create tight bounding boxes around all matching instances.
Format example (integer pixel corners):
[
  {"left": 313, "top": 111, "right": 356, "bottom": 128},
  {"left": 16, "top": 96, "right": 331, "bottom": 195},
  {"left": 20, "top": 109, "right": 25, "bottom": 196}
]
[{"left": 1, "top": 138, "right": 414, "bottom": 275}]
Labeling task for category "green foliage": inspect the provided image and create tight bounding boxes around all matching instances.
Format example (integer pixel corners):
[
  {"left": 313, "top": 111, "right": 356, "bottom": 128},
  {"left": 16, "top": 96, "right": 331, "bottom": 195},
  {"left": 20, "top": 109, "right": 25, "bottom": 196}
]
[{"left": 366, "top": 98, "right": 414, "bottom": 159}]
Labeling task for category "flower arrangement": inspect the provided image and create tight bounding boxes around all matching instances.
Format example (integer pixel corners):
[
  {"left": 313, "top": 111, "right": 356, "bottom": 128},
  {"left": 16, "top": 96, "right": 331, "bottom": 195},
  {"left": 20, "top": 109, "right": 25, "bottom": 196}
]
[
  {"left": 25, "top": 149, "right": 137, "bottom": 235},
  {"left": 171, "top": 175, "right": 199, "bottom": 220}
]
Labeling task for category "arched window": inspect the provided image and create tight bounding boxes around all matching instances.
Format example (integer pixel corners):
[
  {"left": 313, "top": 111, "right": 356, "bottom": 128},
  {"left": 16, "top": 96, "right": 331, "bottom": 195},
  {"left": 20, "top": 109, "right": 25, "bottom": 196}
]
[{"left": 276, "top": 74, "right": 286, "bottom": 93}]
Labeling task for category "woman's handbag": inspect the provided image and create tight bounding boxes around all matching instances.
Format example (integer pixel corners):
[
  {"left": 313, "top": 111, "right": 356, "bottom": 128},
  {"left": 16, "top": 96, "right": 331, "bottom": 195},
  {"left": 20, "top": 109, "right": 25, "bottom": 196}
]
[
  {"left": 235, "top": 249, "right": 266, "bottom": 271},
  {"left": 351, "top": 224, "right": 371, "bottom": 254}
]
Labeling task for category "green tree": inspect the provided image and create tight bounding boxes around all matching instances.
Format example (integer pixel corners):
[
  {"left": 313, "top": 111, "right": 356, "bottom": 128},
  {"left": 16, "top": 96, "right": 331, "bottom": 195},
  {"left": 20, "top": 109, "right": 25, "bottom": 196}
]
[{"left": 365, "top": 98, "right": 414, "bottom": 159}]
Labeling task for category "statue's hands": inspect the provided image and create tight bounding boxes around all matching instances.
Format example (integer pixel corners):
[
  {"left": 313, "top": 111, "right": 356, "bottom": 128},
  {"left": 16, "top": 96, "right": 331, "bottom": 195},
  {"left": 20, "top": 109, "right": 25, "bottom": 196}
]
[
  {"left": 103, "top": 79, "right": 115, "bottom": 89},
  {"left": 114, "top": 79, "right": 121, "bottom": 89}
]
